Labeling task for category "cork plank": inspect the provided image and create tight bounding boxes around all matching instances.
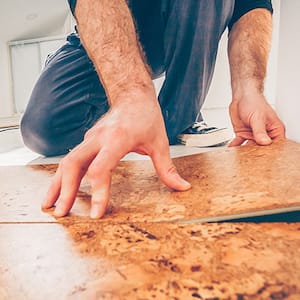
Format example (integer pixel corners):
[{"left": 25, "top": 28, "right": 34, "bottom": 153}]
[{"left": 1, "top": 139, "right": 300, "bottom": 223}]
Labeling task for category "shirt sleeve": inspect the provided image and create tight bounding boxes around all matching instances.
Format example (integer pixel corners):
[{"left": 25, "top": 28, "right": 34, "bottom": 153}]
[{"left": 228, "top": 0, "right": 273, "bottom": 31}]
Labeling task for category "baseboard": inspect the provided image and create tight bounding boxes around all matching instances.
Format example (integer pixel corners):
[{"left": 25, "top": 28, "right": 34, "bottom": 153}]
[{"left": 0, "top": 116, "right": 21, "bottom": 129}]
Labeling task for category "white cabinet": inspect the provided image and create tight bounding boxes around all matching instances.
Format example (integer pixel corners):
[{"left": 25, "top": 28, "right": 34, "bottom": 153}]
[{"left": 9, "top": 37, "right": 65, "bottom": 114}]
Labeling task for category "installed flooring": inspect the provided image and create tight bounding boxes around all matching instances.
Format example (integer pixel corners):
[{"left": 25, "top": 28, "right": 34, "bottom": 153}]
[{"left": 1, "top": 139, "right": 300, "bottom": 299}]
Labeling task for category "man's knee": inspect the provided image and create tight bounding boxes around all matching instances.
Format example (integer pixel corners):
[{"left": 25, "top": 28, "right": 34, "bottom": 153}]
[{"left": 20, "top": 111, "right": 69, "bottom": 157}]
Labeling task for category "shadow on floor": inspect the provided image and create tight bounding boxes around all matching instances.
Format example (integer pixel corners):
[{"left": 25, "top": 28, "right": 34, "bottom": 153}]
[{"left": 225, "top": 211, "right": 300, "bottom": 223}]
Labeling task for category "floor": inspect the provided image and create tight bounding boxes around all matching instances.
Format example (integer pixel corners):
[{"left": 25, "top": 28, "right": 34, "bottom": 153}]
[
  {"left": 1, "top": 129, "right": 300, "bottom": 300},
  {"left": 0, "top": 106, "right": 234, "bottom": 165},
  {"left": 0, "top": 127, "right": 226, "bottom": 166}
]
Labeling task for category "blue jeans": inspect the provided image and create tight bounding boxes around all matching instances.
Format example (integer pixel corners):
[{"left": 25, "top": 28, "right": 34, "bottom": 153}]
[{"left": 21, "top": 0, "right": 234, "bottom": 156}]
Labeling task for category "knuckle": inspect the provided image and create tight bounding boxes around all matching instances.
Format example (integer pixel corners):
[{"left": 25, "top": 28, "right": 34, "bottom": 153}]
[
  {"left": 88, "top": 164, "right": 101, "bottom": 178},
  {"left": 60, "top": 155, "right": 76, "bottom": 168},
  {"left": 89, "top": 162, "right": 113, "bottom": 179},
  {"left": 84, "top": 129, "right": 92, "bottom": 140},
  {"left": 91, "top": 194, "right": 105, "bottom": 206},
  {"left": 167, "top": 163, "right": 178, "bottom": 175},
  {"left": 59, "top": 156, "right": 71, "bottom": 169},
  {"left": 60, "top": 154, "right": 87, "bottom": 175}
]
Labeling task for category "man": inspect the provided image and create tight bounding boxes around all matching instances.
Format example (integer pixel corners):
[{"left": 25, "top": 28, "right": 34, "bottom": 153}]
[{"left": 21, "top": 0, "right": 285, "bottom": 219}]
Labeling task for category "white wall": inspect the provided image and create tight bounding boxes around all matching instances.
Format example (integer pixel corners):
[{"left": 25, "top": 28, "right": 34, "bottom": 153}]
[
  {"left": 276, "top": 0, "right": 300, "bottom": 142},
  {"left": 0, "top": 41, "right": 13, "bottom": 118},
  {"left": 0, "top": 11, "right": 74, "bottom": 121}
]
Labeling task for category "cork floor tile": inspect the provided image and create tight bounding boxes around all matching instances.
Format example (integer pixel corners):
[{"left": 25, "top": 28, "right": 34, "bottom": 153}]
[
  {"left": 105, "top": 139, "right": 300, "bottom": 223},
  {"left": 1, "top": 139, "right": 300, "bottom": 223},
  {"left": 1, "top": 222, "right": 300, "bottom": 299}
]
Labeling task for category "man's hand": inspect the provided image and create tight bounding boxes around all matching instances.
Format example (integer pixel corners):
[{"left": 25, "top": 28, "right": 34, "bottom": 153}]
[
  {"left": 227, "top": 8, "right": 286, "bottom": 146},
  {"left": 41, "top": 0, "right": 190, "bottom": 219},
  {"left": 42, "top": 91, "right": 191, "bottom": 219},
  {"left": 229, "top": 92, "right": 285, "bottom": 146}
]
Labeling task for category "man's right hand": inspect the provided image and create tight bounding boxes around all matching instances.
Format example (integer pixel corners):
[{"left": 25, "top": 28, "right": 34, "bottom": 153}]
[
  {"left": 42, "top": 90, "right": 191, "bottom": 219},
  {"left": 42, "top": 0, "right": 191, "bottom": 218}
]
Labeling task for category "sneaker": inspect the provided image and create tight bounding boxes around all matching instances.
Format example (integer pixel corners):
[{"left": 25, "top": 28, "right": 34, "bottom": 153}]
[{"left": 177, "top": 121, "right": 232, "bottom": 147}]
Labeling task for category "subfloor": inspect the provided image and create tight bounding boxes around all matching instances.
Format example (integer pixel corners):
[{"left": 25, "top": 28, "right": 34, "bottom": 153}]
[{"left": 1, "top": 129, "right": 300, "bottom": 300}]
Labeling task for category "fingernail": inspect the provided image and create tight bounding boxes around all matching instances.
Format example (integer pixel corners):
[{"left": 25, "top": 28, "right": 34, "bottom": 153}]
[
  {"left": 263, "top": 136, "right": 271, "bottom": 142},
  {"left": 54, "top": 201, "right": 64, "bottom": 217},
  {"left": 41, "top": 199, "right": 48, "bottom": 209},
  {"left": 177, "top": 175, "right": 192, "bottom": 190},
  {"left": 42, "top": 193, "right": 50, "bottom": 208},
  {"left": 90, "top": 204, "right": 101, "bottom": 219},
  {"left": 181, "top": 178, "right": 192, "bottom": 189},
  {"left": 259, "top": 134, "right": 271, "bottom": 144}
]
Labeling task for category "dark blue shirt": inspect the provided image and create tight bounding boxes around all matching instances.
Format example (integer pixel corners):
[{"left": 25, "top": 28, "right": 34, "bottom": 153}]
[
  {"left": 229, "top": 0, "right": 273, "bottom": 30},
  {"left": 67, "top": 0, "right": 273, "bottom": 31}
]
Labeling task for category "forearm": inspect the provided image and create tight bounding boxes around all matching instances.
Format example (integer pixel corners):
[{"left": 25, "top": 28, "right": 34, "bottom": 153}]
[
  {"left": 74, "top": 0, "right": 154, "bottom": 104},
  {"left": 228, "top": 8, "right": 272, "bottom": 99}
]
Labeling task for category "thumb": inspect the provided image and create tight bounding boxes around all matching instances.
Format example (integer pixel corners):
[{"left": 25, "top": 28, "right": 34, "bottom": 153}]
[
  {"left": 250, "top": 114, "right": 272, "bottom": 145},
  {"left": 151, "top": 149, "right": 191, "bottom": 191}
]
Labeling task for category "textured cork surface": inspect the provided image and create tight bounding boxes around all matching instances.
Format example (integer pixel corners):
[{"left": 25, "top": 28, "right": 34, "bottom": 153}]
[
  {"left": 1, "top": 139, "right": 300, "bottom": 223},
  {"left": 1, "top": 222, "right": 300, "bottom": 299},
  {"left": 1, "top": 139, "right": 300, "bottom": 299}
]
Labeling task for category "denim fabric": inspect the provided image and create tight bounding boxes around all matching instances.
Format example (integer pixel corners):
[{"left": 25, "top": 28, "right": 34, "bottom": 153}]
[
  {"left": 67, "top": 0, "right": 76, "bottom": 15},
  {"left": 21, "top": 0, "right": 234, "bottom": 155}
]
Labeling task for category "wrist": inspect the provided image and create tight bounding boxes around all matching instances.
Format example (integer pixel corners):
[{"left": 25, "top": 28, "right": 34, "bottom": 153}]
[
  {"left": 103, "top": 56, "right": 155, "bottom": 105},
  {"left": 111, "top": 81, "right": 157, "bottom": 106},
  {"left": 231, "top": 80, "right": 264, "bottom": 101}
]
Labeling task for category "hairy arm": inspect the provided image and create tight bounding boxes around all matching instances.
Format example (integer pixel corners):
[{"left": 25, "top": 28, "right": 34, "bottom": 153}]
[
  {"left": 75, "top": 0, "right": 152, "bottom": 102},
  {"left": 43, "top": 0, "right": 190, "bottom": 219},
  {"left": 228, "top": 8, "right": 285, "bottom": 146}
]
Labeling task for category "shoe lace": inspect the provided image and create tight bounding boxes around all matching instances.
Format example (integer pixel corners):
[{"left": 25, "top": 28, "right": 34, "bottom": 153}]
[{"left": 191, "top": 121, "right": 217, "bottom": 132}]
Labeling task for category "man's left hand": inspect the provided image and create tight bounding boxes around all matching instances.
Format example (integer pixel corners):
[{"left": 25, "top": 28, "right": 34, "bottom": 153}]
[{"left": 229, "top": 92, "right": 285, "bottom": 146}]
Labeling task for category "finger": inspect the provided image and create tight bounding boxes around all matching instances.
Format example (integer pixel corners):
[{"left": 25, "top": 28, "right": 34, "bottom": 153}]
[
  {"left": 250, "top": 115, "right": 272, "bottom": 146},
  {"left": 228, "top": 136, "right": 246, "bottom": 147},
  {"left": 151, "top": 144, "right": 191, "bottom": 191},
  {"left": 88, "top": 147, "right": 124, "bottom": 219},
  {"left": 53, "top": 161, "right": 85, "bottom": 217},
  {"left": 54, "top": 140, "right": 99, "bottom": 217},
  {"left": 269, "top": 122, "right": 286, "bottom": 140},
  {"left": 42, "top": 166, "right": 63, "bottom": 209}
]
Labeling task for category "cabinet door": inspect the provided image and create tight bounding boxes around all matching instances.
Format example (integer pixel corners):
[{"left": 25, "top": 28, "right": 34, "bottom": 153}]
[
  {"left": 10, "top": 43, "right": 40, "bottom": 114},
  {"left": 10, "top": 38, "right": 65, "bottom": 114}
]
